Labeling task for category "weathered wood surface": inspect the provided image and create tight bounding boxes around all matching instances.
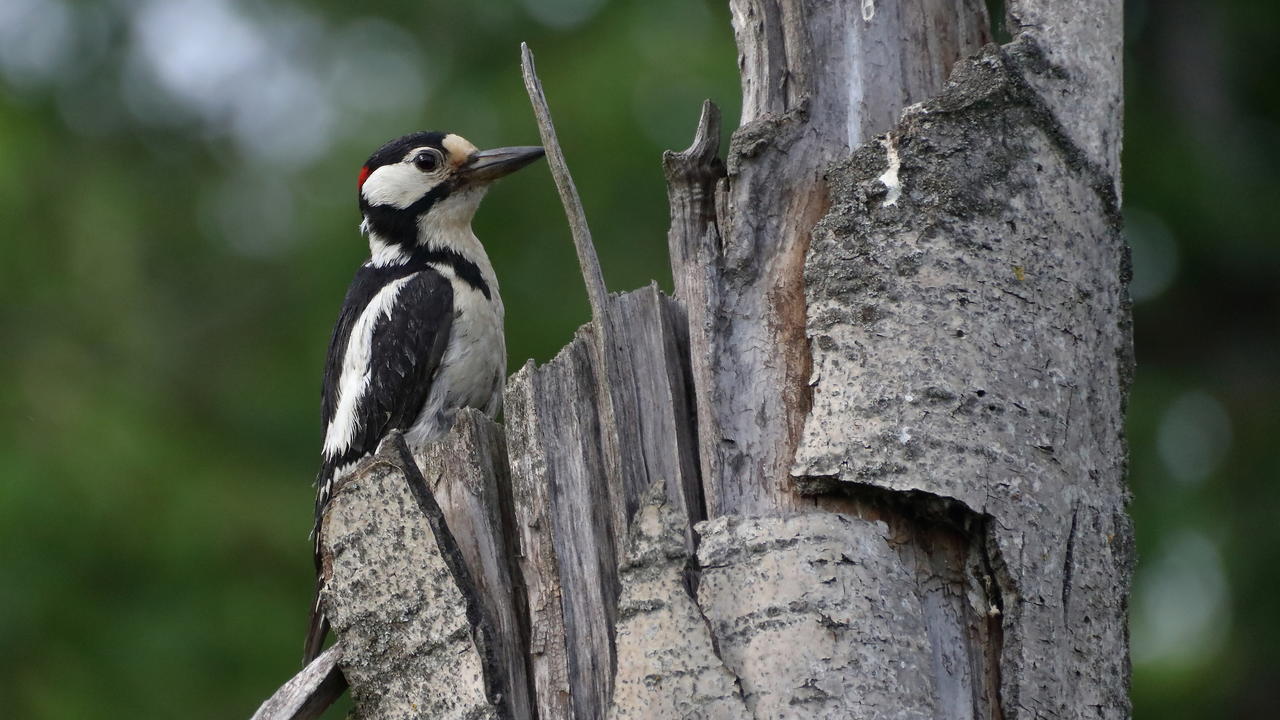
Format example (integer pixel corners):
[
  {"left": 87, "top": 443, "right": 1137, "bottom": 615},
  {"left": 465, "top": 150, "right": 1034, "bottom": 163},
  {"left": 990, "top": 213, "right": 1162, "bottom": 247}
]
[
  {"left": 250, "top": 645, "right": 346, "bottom": 720},
  {"left": 609, "top": 482, "right": 747, "bottom": 719},
  {"left": 602, "top": 287, "right": 702, "bottom": 550},
  {"left": 414, "top": 413, "right": 533, "bottom": 719},
  {"left": 1006, "top": 0, "right": 1124, "bottom": 180},
  {"left": 318, "top": 422, "right": 523, "bottom": 720},
  {"left": 685, "top": 0, "right": 992, "bottom": 516},
  {"left": 698, "top": 513, "right": 939, "bottom": 718},
  {"left": 668, "top": 0, "right": 1127, "bottom": 717},
  {"left": 792, "top": 43, "right": 1133, "bottom": 717},
  {"left": 506, "top": 336, "right": 615, "bottom": 720},
  {"left": 504, "top": 284, "right": 702, "bottom": 720}
]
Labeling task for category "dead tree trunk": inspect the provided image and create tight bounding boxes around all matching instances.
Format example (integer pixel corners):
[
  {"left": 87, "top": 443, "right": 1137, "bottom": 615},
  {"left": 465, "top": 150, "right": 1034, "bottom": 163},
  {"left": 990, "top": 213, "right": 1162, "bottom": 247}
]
[{"left": 255, "top": 1, "right": 1131, "bottom": 718}]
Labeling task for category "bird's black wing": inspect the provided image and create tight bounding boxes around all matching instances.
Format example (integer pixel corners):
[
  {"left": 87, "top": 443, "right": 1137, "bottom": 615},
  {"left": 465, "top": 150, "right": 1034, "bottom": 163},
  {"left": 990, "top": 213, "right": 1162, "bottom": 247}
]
[
  {"left": 318, "top": 268, "right": 385, "bottom": 441},
  {"left": 315, "top": 265, "right": 454, "bottom": 509},
  {"left": 304, "top": 265, "right": 453, "bottom": 664}
]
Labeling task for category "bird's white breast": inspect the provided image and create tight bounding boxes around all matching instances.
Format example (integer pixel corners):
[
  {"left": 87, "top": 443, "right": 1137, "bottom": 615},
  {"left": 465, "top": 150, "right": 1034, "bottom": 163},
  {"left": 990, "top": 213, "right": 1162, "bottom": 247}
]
[{"left": 405, "top": 258, "right": 506, "bottom": 447}]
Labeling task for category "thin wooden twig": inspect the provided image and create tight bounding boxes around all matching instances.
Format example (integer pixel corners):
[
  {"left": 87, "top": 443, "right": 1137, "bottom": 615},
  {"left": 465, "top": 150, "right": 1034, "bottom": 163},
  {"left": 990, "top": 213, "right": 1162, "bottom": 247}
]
[
  {"left": 519, "top": 42, "right": 610, "bottom": 328},
  {"left": 519, "top": 44, "right": 628, "bottom": 584}
]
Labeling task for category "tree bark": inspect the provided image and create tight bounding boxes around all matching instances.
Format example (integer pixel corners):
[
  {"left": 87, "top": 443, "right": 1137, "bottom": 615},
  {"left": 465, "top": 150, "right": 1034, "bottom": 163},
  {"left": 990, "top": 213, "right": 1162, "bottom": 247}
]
[
  {"left": 261, "top": 1, "right": 1132, "bottom": 718},
  {"left": 687, "top": 0, "right": 992, "bottom": 516},
  {"left": 792, "top": 44, "right": 1132, "bottom": 717},
  {"left": 317, "top": 421, "right": 525, "bottom": 719}
]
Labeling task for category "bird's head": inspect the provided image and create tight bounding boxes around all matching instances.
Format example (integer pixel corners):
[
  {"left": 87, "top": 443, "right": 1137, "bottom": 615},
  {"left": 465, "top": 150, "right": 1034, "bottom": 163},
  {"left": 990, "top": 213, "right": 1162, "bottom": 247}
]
[{"left": 357, "top": 131, "right": 543, "bottom": 248}]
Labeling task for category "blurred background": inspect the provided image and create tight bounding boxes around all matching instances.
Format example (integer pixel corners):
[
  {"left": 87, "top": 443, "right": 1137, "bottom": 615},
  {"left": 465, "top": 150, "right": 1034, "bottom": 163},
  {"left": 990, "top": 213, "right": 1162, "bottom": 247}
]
[{"left": 0, "top": 0, "right": 1272, "bottom": 717}]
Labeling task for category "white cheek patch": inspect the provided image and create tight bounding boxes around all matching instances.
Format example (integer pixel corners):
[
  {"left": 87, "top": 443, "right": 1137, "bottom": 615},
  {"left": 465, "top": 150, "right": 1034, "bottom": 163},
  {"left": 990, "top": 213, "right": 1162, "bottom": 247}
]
[
  {"left": 362, "top": 162, "right": 433, "bottom": 209},
  {"left": 442, "top": 134, "right": 477, "bottom": 167}
]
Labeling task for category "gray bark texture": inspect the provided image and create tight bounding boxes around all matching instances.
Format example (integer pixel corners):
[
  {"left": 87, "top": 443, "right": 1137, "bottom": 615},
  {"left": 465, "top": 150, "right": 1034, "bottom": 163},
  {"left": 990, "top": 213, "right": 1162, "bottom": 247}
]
[{"left": 258, "top": 1, "right": 1132, "bottom": 718}]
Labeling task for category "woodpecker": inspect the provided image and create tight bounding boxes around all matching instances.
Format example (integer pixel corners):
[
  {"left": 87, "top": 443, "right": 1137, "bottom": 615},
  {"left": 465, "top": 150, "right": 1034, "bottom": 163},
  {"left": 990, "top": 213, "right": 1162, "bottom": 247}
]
[{"left": 303, "top": 131, "right": 543, "bottom": 664}]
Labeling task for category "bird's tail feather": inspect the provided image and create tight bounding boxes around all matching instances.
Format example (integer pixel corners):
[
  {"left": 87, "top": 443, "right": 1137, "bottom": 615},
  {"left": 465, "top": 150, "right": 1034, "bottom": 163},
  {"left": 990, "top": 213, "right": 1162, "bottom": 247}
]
[
  {"left": 304, "top": 462, "right": 335, "bottom": 666},
  {"left": 302, "top": 577, "right": 331, "bottom": 666}
]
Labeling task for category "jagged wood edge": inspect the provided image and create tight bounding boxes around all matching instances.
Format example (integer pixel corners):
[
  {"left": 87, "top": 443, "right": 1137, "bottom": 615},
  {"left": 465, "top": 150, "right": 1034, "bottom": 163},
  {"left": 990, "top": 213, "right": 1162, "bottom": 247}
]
[
  {"left": 662, "top": 99, "right": 724, "bottom": 284},
  {"left": 661, "top": 100, "right": 724, "bottom": 507}
]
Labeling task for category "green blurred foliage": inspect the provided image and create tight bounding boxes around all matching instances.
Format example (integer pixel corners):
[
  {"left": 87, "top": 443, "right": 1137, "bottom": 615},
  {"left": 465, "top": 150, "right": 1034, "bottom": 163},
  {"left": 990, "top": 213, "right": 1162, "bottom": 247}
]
[
  {"left": 0, "top": 1, "right": 1273, "bottom": 718},
  {"left": 1124, "top": 1, "right": 1280, "bottom": 717}
]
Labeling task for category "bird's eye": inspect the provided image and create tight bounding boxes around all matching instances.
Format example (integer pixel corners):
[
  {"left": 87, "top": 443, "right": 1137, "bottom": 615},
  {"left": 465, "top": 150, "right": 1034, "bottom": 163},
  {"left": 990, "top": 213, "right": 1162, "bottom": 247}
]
[{"left": 414, "top": 150, "right": 442, "bottom": 173}]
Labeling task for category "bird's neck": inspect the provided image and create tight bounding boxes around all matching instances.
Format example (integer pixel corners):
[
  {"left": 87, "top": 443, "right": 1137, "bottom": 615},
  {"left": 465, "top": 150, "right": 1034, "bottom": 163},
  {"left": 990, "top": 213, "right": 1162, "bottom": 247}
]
[
  {"left": 364, "top": 221, "right": 498, "bottom": 302},
  {"left": 362, "top": 186, "right": 492, "bottom": 269},
  {"left": 366, "top": 220, "right": 489, "bottom": 267}
]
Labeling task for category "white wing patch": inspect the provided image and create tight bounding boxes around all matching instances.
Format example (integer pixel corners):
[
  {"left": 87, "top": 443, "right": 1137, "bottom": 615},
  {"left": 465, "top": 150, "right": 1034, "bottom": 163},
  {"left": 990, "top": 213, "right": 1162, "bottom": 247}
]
[{"left": 322, "top": 273, "right": 419, "bottom": 459}]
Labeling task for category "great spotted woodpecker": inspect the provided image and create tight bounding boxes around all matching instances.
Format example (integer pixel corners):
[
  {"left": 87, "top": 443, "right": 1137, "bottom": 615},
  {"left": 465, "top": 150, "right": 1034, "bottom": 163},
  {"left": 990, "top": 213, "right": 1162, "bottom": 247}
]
[{"left": 303, "top": 131, "right": 543, "bottom": 664}]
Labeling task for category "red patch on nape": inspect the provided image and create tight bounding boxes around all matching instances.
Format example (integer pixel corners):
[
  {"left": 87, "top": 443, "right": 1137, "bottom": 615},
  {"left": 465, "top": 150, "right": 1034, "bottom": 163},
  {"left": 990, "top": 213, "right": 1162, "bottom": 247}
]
[{"left": 357, "top": 165, "right": 372, "bottom": 189}]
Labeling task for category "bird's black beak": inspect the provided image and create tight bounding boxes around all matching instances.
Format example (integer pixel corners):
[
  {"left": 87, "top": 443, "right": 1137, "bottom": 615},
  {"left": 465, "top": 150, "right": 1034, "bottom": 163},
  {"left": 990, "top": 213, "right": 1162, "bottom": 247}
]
[{"left": 460, "top": 146, "right": 545, "bottom": 184}]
